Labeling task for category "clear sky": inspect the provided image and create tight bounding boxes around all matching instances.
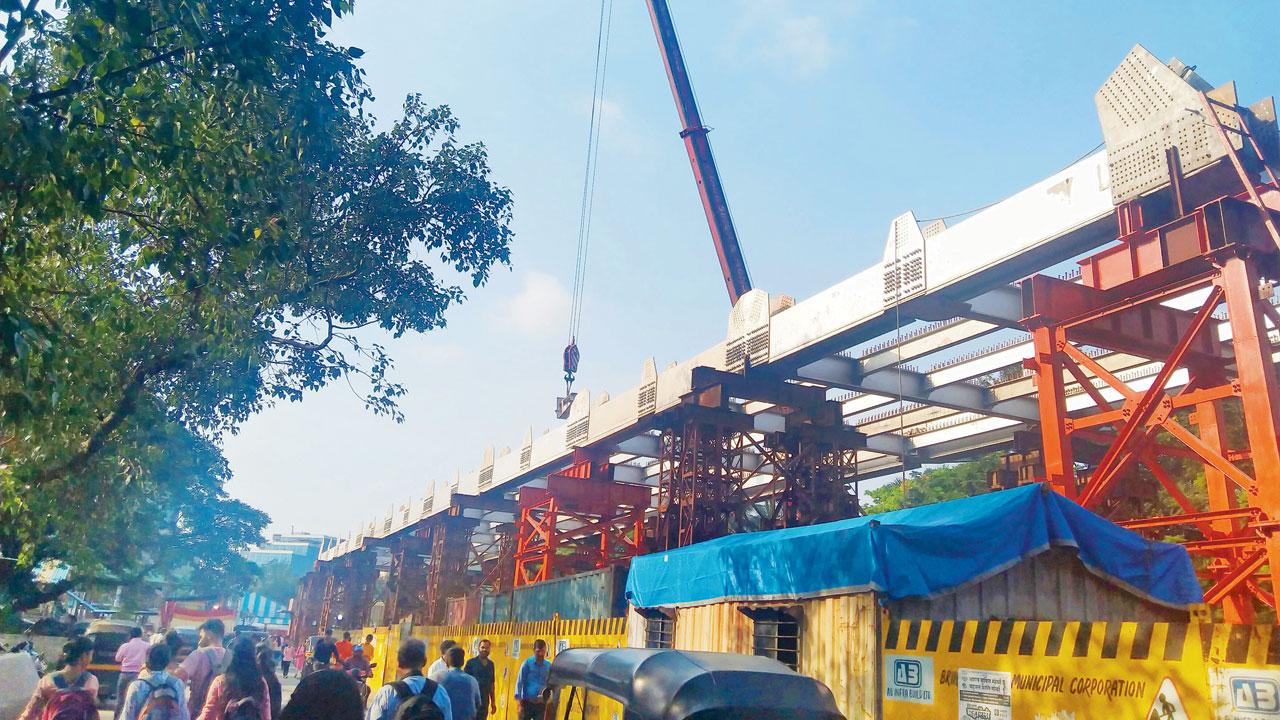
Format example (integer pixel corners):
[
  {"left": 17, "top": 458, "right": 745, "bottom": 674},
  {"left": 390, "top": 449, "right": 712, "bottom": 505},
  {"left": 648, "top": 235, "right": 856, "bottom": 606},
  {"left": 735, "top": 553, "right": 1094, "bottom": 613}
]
[{"left": 222, "top": 1, "right": 1279, "bottom": 536}]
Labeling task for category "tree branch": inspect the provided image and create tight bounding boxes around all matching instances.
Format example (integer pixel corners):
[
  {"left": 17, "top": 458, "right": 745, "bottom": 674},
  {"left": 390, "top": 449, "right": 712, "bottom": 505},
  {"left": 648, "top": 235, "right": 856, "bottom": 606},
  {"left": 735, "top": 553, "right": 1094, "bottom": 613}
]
[
  {"left": 0, "top": 0, "right": 40, "bottom": 67},
  {"left": 23, "top": 46, "right": 186, "bottom": 104},
  {"left": 268, "top": 312, "right": 334, "bottom": 352},
  {"left": 32, "top": 354, "right": 185, "bottom": 485}
]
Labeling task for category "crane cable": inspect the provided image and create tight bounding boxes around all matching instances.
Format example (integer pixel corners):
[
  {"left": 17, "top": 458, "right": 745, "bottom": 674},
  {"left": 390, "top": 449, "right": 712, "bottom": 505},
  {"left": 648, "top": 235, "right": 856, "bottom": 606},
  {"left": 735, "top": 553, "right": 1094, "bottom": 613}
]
[{"left": 563, "top": 0, "right": 614, "bottom": 400}]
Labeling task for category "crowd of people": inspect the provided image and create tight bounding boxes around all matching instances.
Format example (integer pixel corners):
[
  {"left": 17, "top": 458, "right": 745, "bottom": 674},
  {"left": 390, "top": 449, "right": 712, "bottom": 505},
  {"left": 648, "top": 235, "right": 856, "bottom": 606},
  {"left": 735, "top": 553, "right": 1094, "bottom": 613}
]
[{"left": 14, "top": 618, "right": 554, "bottom": 720}]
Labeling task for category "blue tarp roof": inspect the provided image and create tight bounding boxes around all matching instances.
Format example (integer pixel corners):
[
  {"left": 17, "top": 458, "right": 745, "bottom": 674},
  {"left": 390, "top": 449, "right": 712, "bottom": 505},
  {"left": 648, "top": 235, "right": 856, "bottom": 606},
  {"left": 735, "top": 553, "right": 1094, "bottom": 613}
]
[{"left": 626, "top": 483, "right": 1202, "bottom": 610}]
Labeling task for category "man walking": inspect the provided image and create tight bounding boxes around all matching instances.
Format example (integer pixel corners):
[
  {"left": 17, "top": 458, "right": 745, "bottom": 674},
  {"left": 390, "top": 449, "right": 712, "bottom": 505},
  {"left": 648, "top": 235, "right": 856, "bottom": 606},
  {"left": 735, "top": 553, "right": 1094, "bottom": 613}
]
[
  {"left": 440, "top": 647, "right": 481, "bottom": 720},
  {"left": 173, "top": 618, "right": 227, "bottom": 717},
  {"left": 427, "top": 640, "right": 456, "bottom": 683},
  {"left": 513, "top": 639, "right": 550, "bottom": 720},
  {"left": 365, "top": 638, "right": 453, "bottom": 720},
  {"left": 113, "top": 627, "right": 149, "bottom": 719},
  {"left": 463, "top": 640, "right": 496, "bottom": 717}
]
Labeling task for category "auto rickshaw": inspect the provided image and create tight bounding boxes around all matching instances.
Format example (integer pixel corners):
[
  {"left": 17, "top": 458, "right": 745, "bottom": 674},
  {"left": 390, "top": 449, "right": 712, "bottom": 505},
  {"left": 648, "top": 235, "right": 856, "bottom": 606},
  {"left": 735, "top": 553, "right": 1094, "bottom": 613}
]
[
  {"left": 543, "top": 647, "right": 846, "bottom": 720},
  {"left": 83, "top": 619, "right": 137, "bottom": 701}
]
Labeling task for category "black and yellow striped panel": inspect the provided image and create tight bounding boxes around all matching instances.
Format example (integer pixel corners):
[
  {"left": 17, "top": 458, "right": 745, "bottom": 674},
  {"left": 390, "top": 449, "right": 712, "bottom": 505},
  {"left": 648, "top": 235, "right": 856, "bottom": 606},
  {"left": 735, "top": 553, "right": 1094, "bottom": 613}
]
[{"left": 883, "top": 620, "right": 1280, "bottom": 666}]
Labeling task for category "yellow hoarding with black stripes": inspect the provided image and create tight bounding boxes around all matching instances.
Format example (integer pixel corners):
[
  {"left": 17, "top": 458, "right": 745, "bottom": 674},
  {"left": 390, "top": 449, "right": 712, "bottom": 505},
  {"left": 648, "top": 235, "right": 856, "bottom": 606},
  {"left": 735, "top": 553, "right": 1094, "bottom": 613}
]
[{"left": 882, "top": 619, "right": 1280, "bottom": 719}]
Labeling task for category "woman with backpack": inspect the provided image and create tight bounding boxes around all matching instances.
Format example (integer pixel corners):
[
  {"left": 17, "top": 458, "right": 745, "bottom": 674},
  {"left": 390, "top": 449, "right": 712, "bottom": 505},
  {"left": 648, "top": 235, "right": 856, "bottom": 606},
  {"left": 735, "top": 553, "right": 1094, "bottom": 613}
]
[
  {"left": 120, "top": 643, "right": 190, "bottom": 720},
  {"left": 17, "top": 635, "right": 99, "bottom": 720},
  {"left": 195, "top": 636, "right": 271, "bottom": 720}
]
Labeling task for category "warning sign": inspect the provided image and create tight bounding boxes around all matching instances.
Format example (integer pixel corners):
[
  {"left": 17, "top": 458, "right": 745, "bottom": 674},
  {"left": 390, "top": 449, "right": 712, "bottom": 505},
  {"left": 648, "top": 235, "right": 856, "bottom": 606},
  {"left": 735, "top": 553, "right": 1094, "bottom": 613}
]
[
  {"left": 1146, "top": 677, "right": 1188, "bottom": 720},
  {"left": 958, "top": 668, "right": 1011, "bottom": 720}
]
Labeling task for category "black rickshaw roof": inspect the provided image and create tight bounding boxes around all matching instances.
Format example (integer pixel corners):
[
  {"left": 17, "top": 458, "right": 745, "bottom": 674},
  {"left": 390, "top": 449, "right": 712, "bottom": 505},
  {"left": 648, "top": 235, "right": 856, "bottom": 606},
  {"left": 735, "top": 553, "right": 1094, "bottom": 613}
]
[{"left": 547, "top": 648, "right": 845, "bottom": 720}]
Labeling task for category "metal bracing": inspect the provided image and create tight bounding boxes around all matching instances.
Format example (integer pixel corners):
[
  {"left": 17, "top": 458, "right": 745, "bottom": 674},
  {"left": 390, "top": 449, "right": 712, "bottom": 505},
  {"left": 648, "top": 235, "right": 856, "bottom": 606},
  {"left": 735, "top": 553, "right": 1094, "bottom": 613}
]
[
  {"left": 423, "top": 515, "right": 478, "bottom": 625},
  {"left": 1025, "top": 124, "right": 1280, "bottom": 620},
  {"left": 513, "top": 451, "right": 649, "bottom": 587},
  {"left": 653, "top": 370, "right": 864, "bottom": 550}
]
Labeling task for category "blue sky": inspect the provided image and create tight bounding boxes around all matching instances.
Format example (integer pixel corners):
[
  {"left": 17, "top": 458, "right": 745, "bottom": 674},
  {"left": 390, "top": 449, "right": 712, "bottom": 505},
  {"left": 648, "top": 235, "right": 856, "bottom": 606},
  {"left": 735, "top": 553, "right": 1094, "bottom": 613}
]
[{"left": 222, "top": 0, "right": 1279, "bottom": 535}]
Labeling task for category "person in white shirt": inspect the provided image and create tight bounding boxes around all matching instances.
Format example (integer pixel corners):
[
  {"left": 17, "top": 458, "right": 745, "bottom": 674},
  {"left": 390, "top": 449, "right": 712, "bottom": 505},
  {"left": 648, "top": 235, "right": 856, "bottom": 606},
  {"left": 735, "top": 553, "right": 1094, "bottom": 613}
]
[{"left": 426, "top": 639, "right": 456, "bottom": 683}]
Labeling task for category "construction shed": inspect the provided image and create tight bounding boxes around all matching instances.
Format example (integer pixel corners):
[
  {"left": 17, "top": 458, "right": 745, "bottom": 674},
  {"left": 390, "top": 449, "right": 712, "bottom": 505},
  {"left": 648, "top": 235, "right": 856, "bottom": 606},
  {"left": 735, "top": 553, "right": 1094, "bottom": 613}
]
[{"left": 624, "top": 483, "right": 1203, "bottom": 719}]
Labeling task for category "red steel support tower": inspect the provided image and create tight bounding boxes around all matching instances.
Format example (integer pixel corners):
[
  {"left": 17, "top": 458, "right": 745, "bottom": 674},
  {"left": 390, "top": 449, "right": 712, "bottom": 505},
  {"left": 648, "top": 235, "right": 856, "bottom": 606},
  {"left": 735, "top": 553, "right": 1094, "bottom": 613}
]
[
  {"left": 513, "top": 450, "right": 650, "bottom": 587},
  {"left": 1025, "top": 52, "right": 1280, "bottom": 619}
]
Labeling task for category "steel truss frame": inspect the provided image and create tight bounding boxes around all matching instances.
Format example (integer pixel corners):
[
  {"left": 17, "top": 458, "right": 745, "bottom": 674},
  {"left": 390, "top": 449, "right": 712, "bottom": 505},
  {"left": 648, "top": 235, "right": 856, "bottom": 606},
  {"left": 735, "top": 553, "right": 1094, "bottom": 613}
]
[
  {"left": 1025, "top": 106, "right": 1280, "bottom": 619},
  {"left": 513, "top": 450, "right": 650, "bottom": 587},
  {"left": 654, "top": 368, "right": 864, "bottom": 550}
]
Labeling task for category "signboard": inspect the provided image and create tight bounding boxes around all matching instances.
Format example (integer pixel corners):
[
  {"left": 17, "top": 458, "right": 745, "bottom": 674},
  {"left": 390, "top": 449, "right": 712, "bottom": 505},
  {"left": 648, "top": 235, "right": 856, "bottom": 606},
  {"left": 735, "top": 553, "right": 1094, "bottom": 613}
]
[
  {"left": 1212, "top": 668, "right": 1280, "bottom": 720},
  {"left": 885, "top": 654, "right": 935, "bottom": 705},
  {"left": 958, "top": 668, "right": 1011, "bottom": 720}
]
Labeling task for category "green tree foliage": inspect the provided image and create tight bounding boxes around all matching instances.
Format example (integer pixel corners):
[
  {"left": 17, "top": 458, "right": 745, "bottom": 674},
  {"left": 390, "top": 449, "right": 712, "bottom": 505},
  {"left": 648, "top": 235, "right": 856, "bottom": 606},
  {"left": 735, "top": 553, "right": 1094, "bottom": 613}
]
[
  {"left": 864, "top": 454, "right": 1002, "bottom": 513},
  {"left": 0, "top": 0, "right": 513, "bottom": 611}
]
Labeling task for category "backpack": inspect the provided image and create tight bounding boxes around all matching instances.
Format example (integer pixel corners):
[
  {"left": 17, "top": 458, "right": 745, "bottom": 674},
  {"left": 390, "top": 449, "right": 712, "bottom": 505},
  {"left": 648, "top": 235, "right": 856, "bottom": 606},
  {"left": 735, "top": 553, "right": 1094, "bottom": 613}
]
[
  {"left": 137, "top": 678, "right": 182, "bottom": 720},
  {"left": 391, "top": 677, "right": 441, "bottom": 720},
  {"left": 189, "top": 647, "right": 230, "bottom": 712},
  {"left": 222, "top": 694, "right": 261, "bottom": 720},
  {"left": 41, "top": 673, "right": 97, "bottom": 720}
]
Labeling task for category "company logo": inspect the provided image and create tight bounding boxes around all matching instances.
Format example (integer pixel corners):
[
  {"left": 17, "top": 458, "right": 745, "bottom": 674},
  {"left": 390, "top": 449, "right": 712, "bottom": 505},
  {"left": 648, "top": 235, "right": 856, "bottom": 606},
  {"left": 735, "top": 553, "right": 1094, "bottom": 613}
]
[
  {"left": 1233, "top": 677, "right": 1280, "bottom": 713},
  {"left": 894, "top": 659, "right": 923, "bottom": 688},
  {"left": 884, "top": 655, "right": 934, "bottom": 705}
]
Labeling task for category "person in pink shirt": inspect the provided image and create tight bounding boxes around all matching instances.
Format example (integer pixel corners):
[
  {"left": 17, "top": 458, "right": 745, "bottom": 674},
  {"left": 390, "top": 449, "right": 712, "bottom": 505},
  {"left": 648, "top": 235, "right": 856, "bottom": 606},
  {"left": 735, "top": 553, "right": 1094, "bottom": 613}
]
[
  {"left": 114, "top": 627, "right": 151, "bottom": 719},
  {"left": 196, "top": 636, "right": 271, "bottom": 720},
  {"left": 291, "top": 642, "right": 306, "bottom": 678}
]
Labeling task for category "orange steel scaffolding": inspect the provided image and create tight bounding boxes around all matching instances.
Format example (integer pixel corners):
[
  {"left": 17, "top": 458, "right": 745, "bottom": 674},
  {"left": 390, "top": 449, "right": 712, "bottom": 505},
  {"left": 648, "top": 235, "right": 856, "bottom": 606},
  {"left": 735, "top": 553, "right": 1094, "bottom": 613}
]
[
  {"left": 513, "top": 450, "right": 649, "bottom": 587},
  {"left": 1024, "top": 102, "right": 1280, "bottom": 620}
]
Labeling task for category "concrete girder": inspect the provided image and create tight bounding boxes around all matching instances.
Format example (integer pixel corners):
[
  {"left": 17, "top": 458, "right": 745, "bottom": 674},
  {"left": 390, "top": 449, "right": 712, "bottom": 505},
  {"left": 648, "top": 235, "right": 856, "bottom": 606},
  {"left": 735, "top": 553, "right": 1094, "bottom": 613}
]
[
  {"left": 797, "top": 354, "right": 1037, "bottom": 422},
  {"left": 902, "top": 284, "right": 1025, "bottom": 327}
]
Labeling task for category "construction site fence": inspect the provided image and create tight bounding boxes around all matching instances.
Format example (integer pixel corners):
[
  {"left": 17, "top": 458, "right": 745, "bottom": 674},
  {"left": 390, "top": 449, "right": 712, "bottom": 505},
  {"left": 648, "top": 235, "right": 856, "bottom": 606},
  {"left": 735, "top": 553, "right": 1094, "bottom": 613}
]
[
  {"left": 880, "top": 618, "right": 1280, "bottom": 719},
  {"left": 353, "top": 615, "right": 1280, "bottom": 719},
  {"left": 358, "top": 617, "right": 628, "bottom": 720}
]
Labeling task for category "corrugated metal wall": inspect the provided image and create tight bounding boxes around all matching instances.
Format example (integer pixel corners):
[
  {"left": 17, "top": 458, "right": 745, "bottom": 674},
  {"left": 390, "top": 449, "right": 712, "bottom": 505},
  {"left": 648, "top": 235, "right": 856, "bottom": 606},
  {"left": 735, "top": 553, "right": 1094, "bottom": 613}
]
[
  {"left": 886, "top": 547, "right": 1187, "bottom": 622},
  {"left": 800, "top": 594, "right": 880, "bottom": 720},
  {"left": 646, "top": 594, "right": 880, "bottom": 719},
  {"left": 671, "top": 600, "right": 753, "bottom": 654}
]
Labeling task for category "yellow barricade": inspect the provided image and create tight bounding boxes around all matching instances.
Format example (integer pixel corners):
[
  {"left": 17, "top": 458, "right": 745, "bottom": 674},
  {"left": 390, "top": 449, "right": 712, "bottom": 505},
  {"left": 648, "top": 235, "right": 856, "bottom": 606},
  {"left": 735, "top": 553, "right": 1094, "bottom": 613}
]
[{"left": 881, "top": 619, "right": 1280, "bottom": 719}]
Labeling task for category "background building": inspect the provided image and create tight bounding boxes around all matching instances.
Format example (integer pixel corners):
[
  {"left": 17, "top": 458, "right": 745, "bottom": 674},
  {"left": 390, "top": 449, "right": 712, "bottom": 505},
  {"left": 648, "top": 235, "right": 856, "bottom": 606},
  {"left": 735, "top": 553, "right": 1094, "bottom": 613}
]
[{"left": 245, "top": 532, "right": 334, "bottom": 577}]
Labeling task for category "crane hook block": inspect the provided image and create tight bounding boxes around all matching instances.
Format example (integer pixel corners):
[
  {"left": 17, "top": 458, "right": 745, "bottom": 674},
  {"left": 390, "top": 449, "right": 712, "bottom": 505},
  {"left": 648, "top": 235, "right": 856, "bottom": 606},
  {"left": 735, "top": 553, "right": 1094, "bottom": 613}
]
[{"left": 563, "top": 341, "right": 581, "bottom": 382}]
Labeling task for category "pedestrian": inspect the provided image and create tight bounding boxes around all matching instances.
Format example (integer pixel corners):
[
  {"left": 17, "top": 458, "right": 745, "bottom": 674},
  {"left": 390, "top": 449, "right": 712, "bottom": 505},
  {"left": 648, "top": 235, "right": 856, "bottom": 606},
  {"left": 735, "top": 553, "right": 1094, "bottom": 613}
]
[
  {"left": 310, "top": 629, "right": 340, "bottom": 672},
  {"left": 364, "top": 638, "right": 453, "bottom": 720},
  {"left": 427, "top": 639, "right": 456, "bottom": 683},
  {"left": 513, "top": 639, "right": 550, "bottom": 720},
  {"left": 291, "top": 642, "right": 306, "bottom": 678},
  {"left": 119, "top": 643, "right": 190, "bottom": 720},
  {"left": 115, "top": 626, "right": 151, "bottom": 719},
  {"left": 463, "top": 639, "right": 496, "bottom": 718},
  {"left": 256, "top": 643, "right": 282, "bottom": 720},
  {"left": 363, "top": 634, "right": 376, "bottom": 658},
  {"left": 335, "top": 631, "right": 354, "bottom": 664},
  {"left": 195, "top": 635, "right": 270, "bottom": 720},
  {"left": 279, "top": 642, "right": 292, "bottom": 678},
  {"left": 17, "top": 635, "right": 99, "bottom": 720},
  {"left": 439, "top": 646, "right": 481, "bottom": 720},
  {"left": 174, "top": 619, "right": 228, "bottom": 716},
  {"left": 163, "top": 630, "right": 186, "bottom": 671},
  {"left": 280, "top": 669, "right": 363, "bottom": 720}
]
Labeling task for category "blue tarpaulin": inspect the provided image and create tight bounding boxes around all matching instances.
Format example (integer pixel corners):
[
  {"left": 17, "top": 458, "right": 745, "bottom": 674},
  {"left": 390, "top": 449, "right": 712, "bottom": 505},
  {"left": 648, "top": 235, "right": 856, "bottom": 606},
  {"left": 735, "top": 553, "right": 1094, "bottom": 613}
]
[{"left": 626, "top": 483, "right": 1202, "bottom": 610}]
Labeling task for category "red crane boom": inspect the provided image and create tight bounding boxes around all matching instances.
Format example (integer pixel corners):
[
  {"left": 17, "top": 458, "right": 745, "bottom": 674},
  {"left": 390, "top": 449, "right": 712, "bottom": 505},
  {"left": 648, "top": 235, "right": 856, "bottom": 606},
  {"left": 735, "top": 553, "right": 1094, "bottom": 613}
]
[{"left": 646, "top": 0, "right": 752, "bottom": 305}]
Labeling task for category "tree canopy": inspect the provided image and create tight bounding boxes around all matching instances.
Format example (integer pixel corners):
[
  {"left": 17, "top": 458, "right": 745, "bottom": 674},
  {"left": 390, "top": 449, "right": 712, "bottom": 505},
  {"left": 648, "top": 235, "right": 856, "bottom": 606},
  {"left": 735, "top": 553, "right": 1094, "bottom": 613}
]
[
  {"left": 863, "top": 454, "right": 1002, "bottom": 514},
  {"left": 0, "top": 0, "right": 513, "bottom": 611}
]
